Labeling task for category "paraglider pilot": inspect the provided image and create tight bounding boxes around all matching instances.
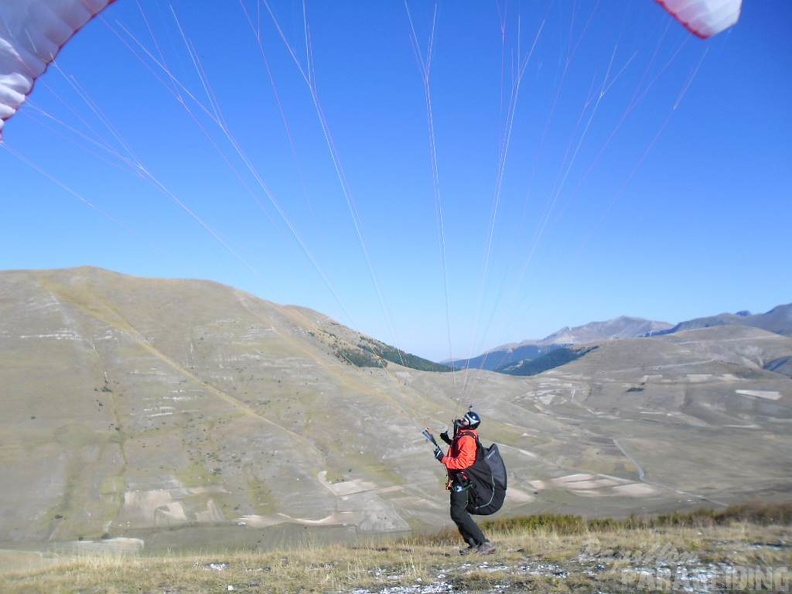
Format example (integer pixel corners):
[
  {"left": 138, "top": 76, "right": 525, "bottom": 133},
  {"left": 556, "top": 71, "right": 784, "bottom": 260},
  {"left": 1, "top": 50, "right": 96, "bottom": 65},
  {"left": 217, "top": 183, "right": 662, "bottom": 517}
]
[{"left": 432, "top": 410, "right": 496, "bottom": 555}]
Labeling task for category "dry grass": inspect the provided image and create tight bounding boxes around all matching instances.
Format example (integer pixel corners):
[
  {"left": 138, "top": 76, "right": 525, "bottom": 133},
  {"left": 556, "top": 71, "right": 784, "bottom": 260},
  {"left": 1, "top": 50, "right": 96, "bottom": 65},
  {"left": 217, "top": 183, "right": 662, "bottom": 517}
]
[{"left": 1, "top": 505, "right": 790, "bottom": 593}]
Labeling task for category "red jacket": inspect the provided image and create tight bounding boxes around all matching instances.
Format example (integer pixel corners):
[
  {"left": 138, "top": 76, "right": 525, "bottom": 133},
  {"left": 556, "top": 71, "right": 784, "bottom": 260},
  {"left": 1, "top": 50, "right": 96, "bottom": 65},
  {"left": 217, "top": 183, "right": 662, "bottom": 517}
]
[{"left": 441, "top": 428, "right": 478, "bottom": 471}]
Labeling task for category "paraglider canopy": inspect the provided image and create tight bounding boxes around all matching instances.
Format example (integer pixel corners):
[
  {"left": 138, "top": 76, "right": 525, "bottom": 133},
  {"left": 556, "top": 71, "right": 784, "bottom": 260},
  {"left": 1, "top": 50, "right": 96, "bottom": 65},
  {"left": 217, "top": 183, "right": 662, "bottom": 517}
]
[
  {"left": 656, "top": 0, "right": 742, "bottom": 39},
  {"left": 0, "top": 0, "right": 742, "bottom": 140},
  {"left": 0, "top": 0, "right": 117, "bottom": 138}
]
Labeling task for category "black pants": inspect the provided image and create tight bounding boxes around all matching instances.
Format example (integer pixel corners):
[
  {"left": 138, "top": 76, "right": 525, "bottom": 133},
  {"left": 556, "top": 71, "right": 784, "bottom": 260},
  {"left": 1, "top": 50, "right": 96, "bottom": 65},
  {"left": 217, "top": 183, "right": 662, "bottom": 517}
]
[{"left": 449, "top": 486, "right": 487, "bottom": 546}]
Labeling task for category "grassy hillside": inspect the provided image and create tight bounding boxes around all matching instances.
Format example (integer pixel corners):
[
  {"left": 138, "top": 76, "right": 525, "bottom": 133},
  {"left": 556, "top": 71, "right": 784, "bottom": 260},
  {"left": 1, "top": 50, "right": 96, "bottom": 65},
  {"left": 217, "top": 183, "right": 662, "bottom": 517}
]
[
  {"left": 1, "top": 505, "right": 789, "bottom": 593},
  {"left": 1, "top": 267, "right": 791, "bottom": 555}
]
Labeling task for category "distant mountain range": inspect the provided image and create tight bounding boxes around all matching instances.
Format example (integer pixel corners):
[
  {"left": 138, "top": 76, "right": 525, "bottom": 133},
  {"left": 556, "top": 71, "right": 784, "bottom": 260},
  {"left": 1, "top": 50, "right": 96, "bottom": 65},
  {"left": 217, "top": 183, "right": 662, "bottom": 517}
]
[
  {"left": 448, "top": 306, "right": 792, "bottom": 373},
  {"left": 656, "top": 306, "right": 792, "bottom": 337}
]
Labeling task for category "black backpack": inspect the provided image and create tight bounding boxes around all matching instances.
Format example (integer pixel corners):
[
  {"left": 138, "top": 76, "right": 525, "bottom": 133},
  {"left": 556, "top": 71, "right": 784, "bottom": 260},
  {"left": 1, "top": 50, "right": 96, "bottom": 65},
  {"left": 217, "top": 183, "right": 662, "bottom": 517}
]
[{"left": 464, "top": 436, "right": 507, "bottom": 516}]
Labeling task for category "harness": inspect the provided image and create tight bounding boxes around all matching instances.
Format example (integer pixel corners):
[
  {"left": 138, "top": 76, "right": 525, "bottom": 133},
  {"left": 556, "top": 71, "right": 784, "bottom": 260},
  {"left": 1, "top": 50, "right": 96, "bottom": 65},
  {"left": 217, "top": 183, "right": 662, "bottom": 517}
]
[{"left": 447, "top": 429, "right": 479, "bottom": 489}]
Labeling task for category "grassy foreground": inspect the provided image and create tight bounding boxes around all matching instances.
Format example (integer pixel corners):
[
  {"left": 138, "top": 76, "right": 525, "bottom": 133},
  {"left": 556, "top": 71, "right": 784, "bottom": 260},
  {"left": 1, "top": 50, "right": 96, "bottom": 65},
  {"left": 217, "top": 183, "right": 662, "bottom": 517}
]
[{"left": 1, "top": 504, "right": 790, "bottom": 593}]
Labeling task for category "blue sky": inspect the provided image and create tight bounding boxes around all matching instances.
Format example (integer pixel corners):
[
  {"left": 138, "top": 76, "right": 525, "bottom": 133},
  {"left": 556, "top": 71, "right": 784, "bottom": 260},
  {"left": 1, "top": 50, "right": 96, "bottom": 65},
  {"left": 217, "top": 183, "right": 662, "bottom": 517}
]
[{"left": 2, "top": 1, "right": 790, "bottom": 362}]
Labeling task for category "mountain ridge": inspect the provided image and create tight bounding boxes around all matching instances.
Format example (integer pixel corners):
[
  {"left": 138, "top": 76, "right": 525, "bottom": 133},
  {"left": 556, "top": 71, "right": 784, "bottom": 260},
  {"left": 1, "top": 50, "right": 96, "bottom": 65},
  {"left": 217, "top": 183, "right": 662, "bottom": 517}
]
[{"left": 449, "top": 307, "right": 792, "bottom": 371}]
